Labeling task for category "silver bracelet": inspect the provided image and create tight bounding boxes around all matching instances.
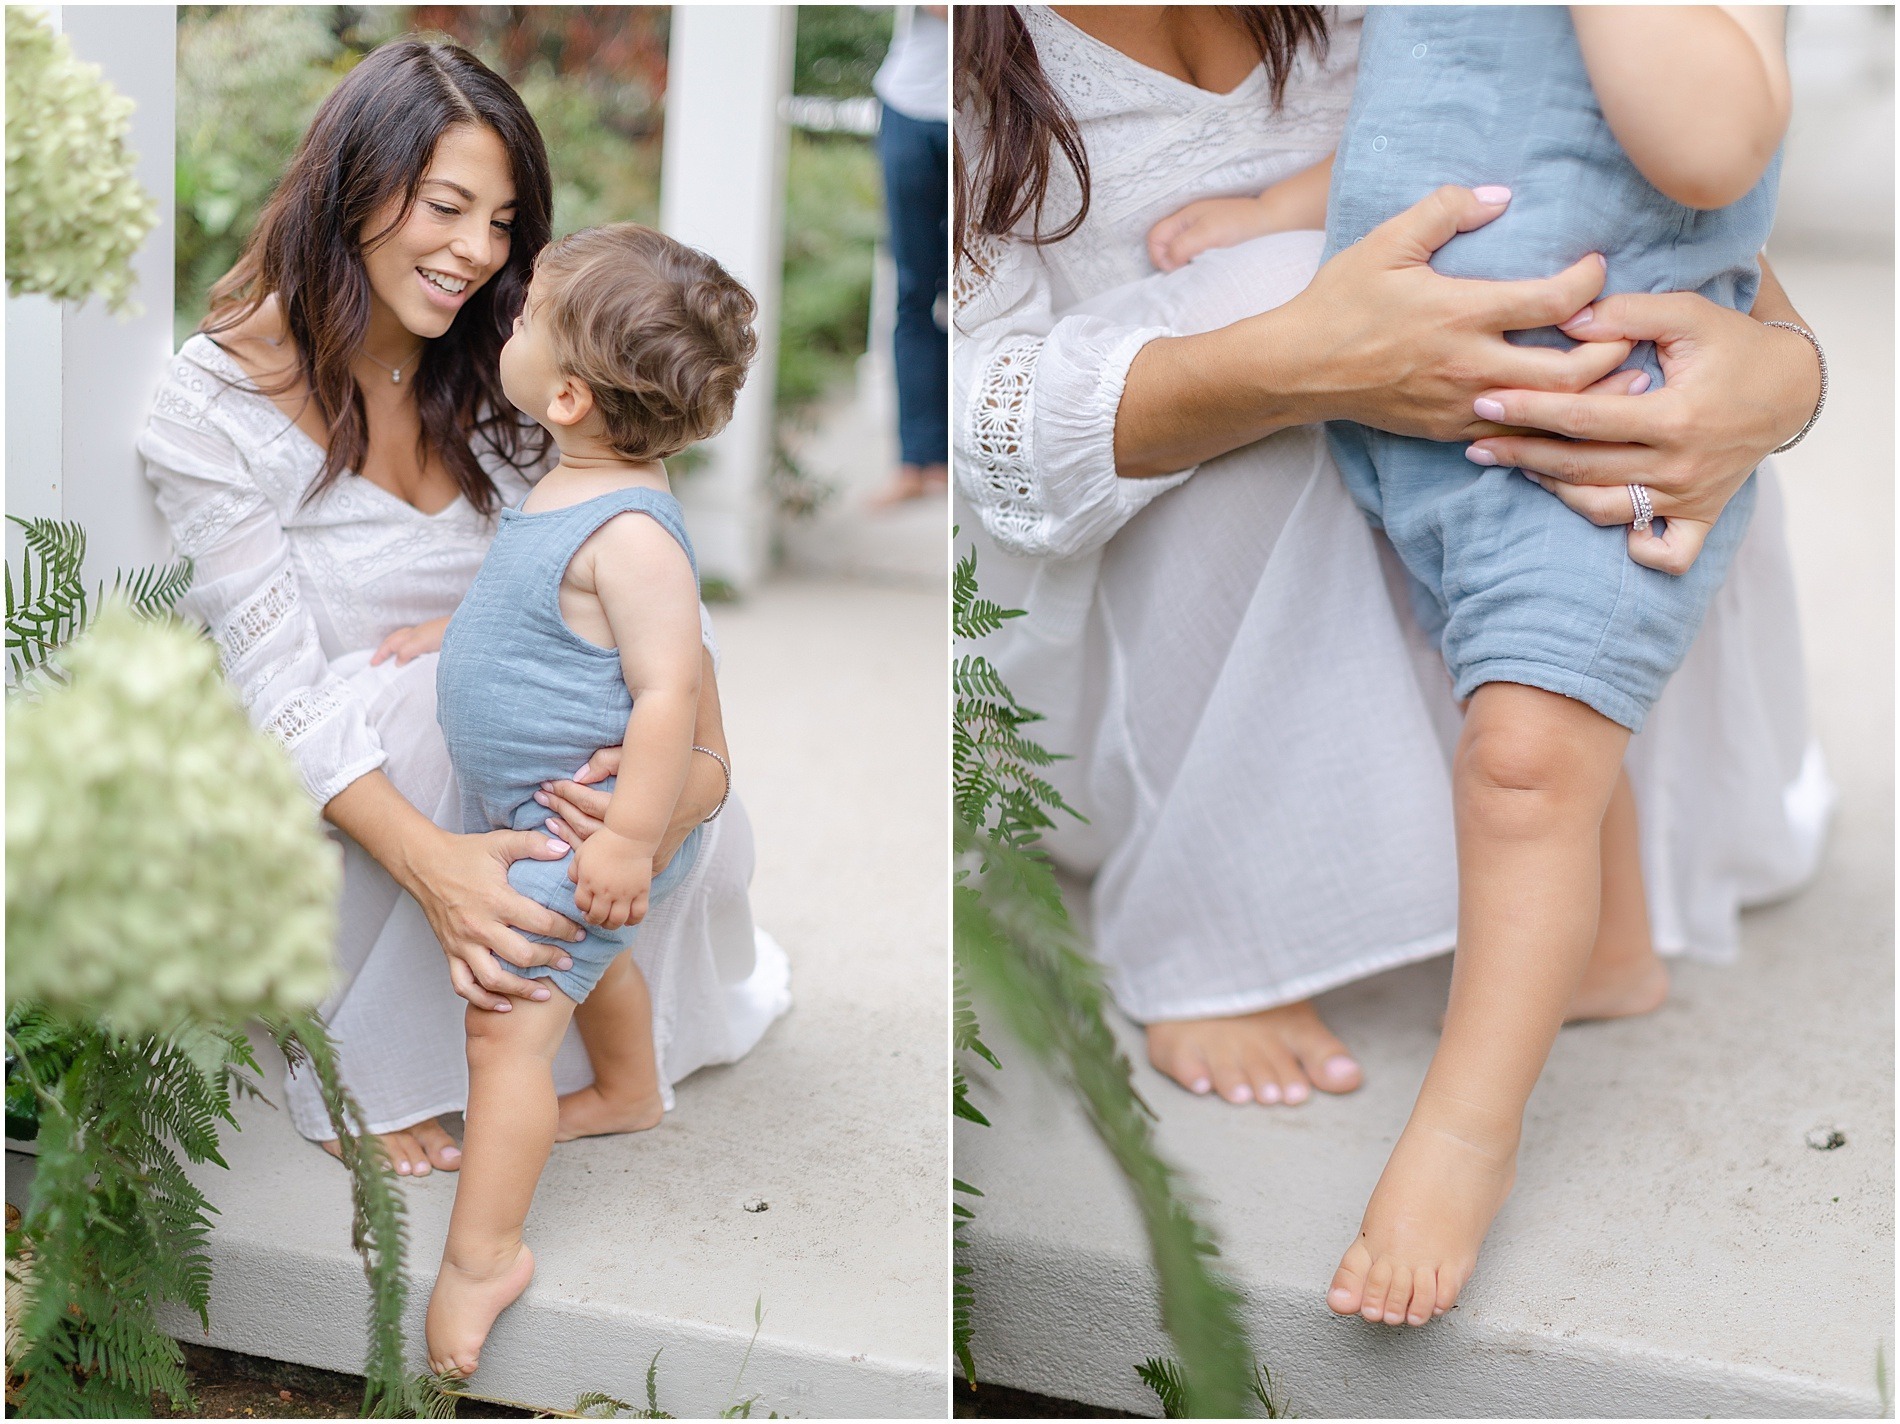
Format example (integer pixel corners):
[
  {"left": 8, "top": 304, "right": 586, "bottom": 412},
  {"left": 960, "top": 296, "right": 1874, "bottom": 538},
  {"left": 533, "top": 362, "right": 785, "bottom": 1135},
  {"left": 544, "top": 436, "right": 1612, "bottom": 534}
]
[
  {"left": 1761, "top": 321, "right": 1827, "bottom": 454},
  {"left": 692, "top": 744, "right": 731, "bottom": 822}
]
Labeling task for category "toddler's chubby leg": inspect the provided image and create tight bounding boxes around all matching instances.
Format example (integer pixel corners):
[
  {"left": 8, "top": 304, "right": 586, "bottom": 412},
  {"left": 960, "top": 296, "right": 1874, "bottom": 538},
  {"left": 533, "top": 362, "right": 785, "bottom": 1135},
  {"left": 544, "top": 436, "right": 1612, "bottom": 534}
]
[
  {"left": 1330, "top": 683, "right": 1629, "bottom": 1327},
  {"left": 426, "top": 991, "right": 576, "bottom": 1378},
  {"left": 557, "top": 950, "right": 667, "bottom": 1141},
  {"left": 1567, "top": 769, "right": 1670, "bottom": 1022}
]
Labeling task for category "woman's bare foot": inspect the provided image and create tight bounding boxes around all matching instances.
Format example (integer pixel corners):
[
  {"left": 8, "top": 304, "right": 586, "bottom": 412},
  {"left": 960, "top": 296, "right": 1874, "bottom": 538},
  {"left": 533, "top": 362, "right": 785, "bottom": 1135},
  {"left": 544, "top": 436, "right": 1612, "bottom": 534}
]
[
  {"left": 426, "top": 1242, "right": 536, "bottom": 1378},
  {"left": 1327, "top": 1109, "right": 1518, "bottom": 1326},
  {"left": 866, "top": 462, "right": 949, "bottom": 510},
  {"left": 1146, "top": 1001, "right": 1363, "bottom": 1106},
  {"left": 554, "top": 1085, "right": 664, "bottom": 1142},
  {"left": 1566, "top": 946, "right": 1669, "bottom": 1022},
  {"left": 319, "top": 1116, "right": 463, "bottom": 1176}
]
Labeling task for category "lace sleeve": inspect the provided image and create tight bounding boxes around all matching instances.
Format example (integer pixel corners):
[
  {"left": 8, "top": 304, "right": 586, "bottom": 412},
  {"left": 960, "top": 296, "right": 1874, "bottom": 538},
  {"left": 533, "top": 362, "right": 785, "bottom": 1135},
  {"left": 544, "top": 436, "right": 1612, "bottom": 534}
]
[
  {"left": 138, "top": 350, "right": 386, "bottom": 807},
  {"left": 952, "top": 232, "right": 1193, "bottom": 561}
]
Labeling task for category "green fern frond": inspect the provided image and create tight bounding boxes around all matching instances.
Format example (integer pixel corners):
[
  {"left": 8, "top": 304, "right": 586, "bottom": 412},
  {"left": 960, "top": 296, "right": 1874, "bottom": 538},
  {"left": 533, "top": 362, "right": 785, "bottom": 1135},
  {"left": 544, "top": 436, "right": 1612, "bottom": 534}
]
[{"left": 1137, "top": 1356, "right": 1188, "bottom": 1418}]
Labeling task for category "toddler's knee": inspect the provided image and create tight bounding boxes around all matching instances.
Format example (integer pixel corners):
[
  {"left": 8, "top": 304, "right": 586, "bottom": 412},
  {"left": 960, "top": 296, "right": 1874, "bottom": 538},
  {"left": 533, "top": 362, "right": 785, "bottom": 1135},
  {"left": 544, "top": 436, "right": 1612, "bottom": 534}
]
[{"left": 1455, "top": 715, "right": 1597, "bottom": 838}]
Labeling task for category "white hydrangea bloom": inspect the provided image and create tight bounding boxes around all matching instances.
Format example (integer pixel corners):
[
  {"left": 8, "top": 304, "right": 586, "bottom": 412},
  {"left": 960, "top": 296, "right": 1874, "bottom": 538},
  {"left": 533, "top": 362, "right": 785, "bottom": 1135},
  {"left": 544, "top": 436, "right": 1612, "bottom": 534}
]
[
  {"left": 5, "top": 7, "right": 158, "bottom": 312},
  {"left": 8, "top": 608, "right": 340, "bottom": 1028}
]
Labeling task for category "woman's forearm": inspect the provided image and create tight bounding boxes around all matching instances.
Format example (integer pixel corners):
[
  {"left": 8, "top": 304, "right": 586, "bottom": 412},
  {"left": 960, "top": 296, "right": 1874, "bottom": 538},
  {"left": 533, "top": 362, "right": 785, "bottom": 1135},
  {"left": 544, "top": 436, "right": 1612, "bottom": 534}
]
[{"left": 324, "top": 768, "right": 444, "bottom": 896}]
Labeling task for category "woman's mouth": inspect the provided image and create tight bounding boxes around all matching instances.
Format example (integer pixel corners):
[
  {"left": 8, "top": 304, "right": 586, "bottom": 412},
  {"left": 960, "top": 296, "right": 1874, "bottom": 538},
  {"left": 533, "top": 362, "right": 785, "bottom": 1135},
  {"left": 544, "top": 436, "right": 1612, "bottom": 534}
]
[{"left": 417, "top": 267, "right": 474, "bottom": 307}]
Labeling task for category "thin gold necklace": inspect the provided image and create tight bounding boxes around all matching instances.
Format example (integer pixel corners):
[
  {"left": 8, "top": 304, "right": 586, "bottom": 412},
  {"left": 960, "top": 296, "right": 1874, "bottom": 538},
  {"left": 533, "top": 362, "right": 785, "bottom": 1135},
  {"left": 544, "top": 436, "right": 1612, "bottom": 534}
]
[{"left": 361, "top": 342, "right": 426, "bottom": 385}]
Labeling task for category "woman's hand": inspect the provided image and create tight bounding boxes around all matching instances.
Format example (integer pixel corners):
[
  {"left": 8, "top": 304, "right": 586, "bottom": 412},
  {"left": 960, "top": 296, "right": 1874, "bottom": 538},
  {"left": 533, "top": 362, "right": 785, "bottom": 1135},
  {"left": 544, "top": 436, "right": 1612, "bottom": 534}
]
[
  {"left": 326, "top": 770, "right": 587, "bottom": 1012},
  {"left": 1115, "top": 186, "right": 1635, "bottom": 478},
  {"left": 402, "top": 824, "right": 588, "bottom": 1011},
  {"left": 1462, "top": 289, "right": 1821, "bottom": 573},
  {"left": 537, "top": 742, "right": 723, "bottom": 874}
]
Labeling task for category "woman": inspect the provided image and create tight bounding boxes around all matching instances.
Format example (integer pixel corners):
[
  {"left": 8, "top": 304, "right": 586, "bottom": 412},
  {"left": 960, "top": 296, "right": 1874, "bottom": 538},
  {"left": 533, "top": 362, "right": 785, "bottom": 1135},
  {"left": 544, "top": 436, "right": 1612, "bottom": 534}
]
[
  {"left": 139, "top": 40, "right": 789, "bottom": 1173},
  {"left": 954, "top": 6, "right": 1828, "bottom": 1107}
]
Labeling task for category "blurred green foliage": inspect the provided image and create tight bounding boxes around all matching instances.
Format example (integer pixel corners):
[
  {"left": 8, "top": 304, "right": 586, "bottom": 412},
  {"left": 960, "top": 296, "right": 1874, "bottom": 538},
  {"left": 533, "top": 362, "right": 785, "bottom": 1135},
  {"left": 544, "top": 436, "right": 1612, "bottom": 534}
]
[{"left": 173, "top": 5, "right": 890, "bottom": 422}]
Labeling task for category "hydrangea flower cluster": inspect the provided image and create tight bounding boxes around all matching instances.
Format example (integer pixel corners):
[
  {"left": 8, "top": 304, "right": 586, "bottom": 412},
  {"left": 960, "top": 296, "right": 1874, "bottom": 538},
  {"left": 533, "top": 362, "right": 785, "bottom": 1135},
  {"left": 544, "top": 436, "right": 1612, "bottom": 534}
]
[
  {"left": 7, "top": 608, "right": 339, "bottom": 1030},
  {"left": 5, "top": 7, "right": 158, "bottom": 312}
]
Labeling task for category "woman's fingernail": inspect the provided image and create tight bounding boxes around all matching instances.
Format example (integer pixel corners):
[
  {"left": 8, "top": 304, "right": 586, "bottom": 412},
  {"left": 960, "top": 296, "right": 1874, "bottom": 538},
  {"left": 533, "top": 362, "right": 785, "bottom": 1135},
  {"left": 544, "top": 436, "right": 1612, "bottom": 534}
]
[
  {"left": 1474, "top": 397, "right": 1507, "bottom": 421},
  {"left": 574, "top": 765, "right": 591, "bottom": 779},
  {"left": 1595, "top": 253, "right": 1607, "bottom": 268},
  {"left": 546, "top": 837, "right": 567, "bottom": 854},
  {"left": 1626, "top": 371, "right": 1651, "bottom": 395},
  {"left": 1473, "top": 185, "right": 1511, "bottom": 205},
  {"left": 558, "top": 956, "right": 575, "bottom": 970},
  {"left": 1559, "top": 305, "right": 1594, "bottom": 332},
  {"left": 534, "top": 791, "right": 550, "bottom": 806},
  {"left": 533, "top": 988, "right": 551, "bottom": 1000},
  {"left": 1465, "top": 445, "right": 1500, "bottom": 467}
]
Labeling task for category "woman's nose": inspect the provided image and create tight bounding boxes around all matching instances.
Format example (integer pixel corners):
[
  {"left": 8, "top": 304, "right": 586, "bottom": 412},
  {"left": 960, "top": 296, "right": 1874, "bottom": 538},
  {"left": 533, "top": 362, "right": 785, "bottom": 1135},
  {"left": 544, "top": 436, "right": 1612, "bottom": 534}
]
[{"left": 450, "top": 219, "right": 494, "bottom": 272}]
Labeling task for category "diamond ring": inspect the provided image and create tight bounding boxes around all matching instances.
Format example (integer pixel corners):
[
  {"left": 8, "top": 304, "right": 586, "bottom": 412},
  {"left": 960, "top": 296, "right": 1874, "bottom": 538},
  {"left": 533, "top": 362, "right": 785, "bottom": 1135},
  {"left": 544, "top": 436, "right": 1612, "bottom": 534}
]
[{"left": 1627, "top": 484, "right": 1654, "bottom": 533}]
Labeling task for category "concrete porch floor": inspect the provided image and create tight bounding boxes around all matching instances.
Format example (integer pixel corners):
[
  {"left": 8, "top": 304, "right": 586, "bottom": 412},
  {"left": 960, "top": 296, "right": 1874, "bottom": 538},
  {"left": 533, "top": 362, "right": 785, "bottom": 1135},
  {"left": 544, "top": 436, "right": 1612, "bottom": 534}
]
[
  {"left": 8, "top": 573, "right": 948, "bottom": 1418},
  {"left": 957, "top": 254, "right": 1893, "bottom": 1417}
]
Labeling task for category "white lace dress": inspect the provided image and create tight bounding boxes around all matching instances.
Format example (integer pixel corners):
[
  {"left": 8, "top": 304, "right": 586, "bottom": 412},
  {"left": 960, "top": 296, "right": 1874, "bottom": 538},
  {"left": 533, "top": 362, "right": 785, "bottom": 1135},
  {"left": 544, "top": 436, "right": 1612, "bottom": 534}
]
[
  {"left": 140, "top": 333, "right": 791, "bottom": 1139},
  {"left": 954, "top": 6, "right": 1831, "bottom": 1023}
]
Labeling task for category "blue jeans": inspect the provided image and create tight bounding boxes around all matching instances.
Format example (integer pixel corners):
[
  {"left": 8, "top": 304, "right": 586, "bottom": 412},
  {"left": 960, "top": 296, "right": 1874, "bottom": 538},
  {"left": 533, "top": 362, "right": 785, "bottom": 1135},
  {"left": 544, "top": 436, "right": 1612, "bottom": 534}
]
[{"left": 876, "top": 102, "right": 947, "bottom": 468}]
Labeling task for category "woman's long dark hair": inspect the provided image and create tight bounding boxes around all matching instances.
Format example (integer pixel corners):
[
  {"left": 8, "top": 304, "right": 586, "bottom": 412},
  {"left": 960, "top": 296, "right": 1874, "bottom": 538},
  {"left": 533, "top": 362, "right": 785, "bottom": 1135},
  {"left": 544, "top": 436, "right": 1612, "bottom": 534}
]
[
  {"left": 205, "top": 40, "right": 553, "bottom": 513},
  {"left": 954, "top": 7, "right": 1329, "bottom": 268}
]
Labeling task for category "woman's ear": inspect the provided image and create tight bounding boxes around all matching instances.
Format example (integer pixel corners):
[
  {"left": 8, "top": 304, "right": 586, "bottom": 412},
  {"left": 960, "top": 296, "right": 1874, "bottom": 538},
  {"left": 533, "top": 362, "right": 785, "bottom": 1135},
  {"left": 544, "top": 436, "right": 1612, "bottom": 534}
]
[{"left": 544, "top": 375, "right": 596, "bottom": 429}]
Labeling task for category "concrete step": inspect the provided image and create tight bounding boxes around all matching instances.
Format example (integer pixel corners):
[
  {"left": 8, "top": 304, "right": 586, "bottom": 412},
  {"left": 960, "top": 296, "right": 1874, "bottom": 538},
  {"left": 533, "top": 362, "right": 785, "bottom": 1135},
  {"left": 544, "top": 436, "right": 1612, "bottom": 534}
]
[
  {"left": 10, "top": 576, "right": 949, "bottom": 1419},
  {"left": 955, "top": 258, "right": 1893, "bottom": 1418}
]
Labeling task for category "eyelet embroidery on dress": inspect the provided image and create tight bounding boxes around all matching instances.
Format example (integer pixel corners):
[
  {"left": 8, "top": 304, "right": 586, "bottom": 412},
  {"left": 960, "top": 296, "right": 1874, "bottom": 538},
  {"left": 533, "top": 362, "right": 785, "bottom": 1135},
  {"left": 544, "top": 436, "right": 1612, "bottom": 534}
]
[
  {"left": 261, "top": 684, "right": 345, "bottom": 749},
  {"left": 218, "top": 564, "right": 300, "bottom": 668},
  {"left": 966, "top": 337, "right": 1049, "bottom": 548}
]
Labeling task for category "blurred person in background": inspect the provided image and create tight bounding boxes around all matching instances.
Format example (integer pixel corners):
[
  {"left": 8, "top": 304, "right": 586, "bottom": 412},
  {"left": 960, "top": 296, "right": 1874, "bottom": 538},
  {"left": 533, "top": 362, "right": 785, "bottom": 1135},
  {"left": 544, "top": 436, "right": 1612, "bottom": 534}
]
[{"left": 868, "top": 4, "right": 949, "bottom": 507}]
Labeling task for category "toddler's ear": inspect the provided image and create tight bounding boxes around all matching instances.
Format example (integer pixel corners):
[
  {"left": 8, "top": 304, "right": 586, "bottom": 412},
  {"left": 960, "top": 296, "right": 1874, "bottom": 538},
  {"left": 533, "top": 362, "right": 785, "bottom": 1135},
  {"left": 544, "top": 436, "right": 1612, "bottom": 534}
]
[{"left": 545, "top": 375, "right": 596, "bottom": 429}]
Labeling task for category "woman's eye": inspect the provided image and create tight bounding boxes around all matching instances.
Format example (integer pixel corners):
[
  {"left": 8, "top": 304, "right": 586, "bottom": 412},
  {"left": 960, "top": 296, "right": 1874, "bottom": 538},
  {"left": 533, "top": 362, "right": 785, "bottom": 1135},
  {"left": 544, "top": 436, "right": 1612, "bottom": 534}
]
[
  {"left": 428, "top": 202, "right": 459, "bottom": 217},
  {"left": 492, "top": 220, "right": 515, "bottom": 235}
]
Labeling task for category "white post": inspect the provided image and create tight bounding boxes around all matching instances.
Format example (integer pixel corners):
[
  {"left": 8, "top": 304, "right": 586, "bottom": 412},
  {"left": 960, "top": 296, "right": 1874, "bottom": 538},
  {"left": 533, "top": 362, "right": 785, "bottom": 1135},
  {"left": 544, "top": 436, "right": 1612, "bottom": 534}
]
[
  {"left": 5, "top": 5, "right": 177, "bottom": 587},
  {"left": 659, "top": 5, "right": 793, "bottom": 594}
]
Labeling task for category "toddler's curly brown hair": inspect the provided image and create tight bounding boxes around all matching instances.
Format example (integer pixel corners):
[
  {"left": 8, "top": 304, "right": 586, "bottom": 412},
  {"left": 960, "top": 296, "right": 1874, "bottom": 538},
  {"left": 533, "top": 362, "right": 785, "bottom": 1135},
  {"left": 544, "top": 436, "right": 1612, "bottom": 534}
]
[{"left": 532, "top": 223, "right": 758, "bottom": 461}]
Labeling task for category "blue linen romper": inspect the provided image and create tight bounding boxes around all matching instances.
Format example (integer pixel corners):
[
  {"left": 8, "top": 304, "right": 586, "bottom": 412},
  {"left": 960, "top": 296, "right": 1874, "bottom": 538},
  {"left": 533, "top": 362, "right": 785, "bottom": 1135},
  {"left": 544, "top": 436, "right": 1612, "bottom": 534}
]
[
  {"left": 1321, "top": 6, "right": 1780, "bottom": 732},
  {"left": 436, "top": 486, "right": 704, "bottom": 1003}
]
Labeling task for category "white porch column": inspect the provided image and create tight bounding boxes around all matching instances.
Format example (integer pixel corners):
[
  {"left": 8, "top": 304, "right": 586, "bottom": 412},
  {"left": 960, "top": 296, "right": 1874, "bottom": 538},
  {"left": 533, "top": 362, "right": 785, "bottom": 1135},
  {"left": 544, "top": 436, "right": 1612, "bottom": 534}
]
[
  {"left": 5, "top": 5, "right": 177, "bottom": 586},
  {"left": 659, "top": 5, "right": 794, "bottom": 594}
]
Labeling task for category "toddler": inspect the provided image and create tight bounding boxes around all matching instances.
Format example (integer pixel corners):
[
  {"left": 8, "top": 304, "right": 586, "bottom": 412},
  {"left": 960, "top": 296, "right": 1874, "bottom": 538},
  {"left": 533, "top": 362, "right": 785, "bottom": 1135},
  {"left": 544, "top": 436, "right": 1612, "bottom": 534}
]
[
  {"left": 418, "top": 223, "right": 756, "bottom": 1375},
  {"left": 1148, "top": 6, "right": 1792, "bottom": 1325}
]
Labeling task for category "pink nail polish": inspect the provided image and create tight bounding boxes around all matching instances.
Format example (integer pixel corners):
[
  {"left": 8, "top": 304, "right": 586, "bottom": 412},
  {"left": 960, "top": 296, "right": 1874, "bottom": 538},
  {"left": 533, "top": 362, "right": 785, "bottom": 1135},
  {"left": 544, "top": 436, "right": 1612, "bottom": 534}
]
[
  {"left": 1474, "top": 397, "right": 1506, "bottom": 421},
  {"left": 1559, "top": 305, "right": 1593, "bottom": 332},
  {"left": 1626, "top": 371, "right": 1651, "bottom": 395},
  {"left": 534, "top": 790, "right": 550, "bottom": 805},
  {"left": 1472, "top": 185, "right": 1511, "bottom": 205},
  {"left": 1465, "top": 446, "right": 1499, "bottom": 467}
]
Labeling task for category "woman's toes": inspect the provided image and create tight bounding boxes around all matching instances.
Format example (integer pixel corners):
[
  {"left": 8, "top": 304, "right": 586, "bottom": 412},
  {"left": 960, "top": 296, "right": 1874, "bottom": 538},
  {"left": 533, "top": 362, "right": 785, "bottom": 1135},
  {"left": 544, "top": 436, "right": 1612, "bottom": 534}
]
[
  {"left": 1329, "top": 1244, "right": 1371, "bottom": 1316},
  {"left": 1280, "top": 1074, "right": 1311, "bottom": 1106},
  {"left": 1145, "top": 1029, "right": 1212, "bottom": 1095},
  {"left": 1382, "top": 1266, "right": 1413, "bottom": 1325},
  {"left": 387, "top": 1131, "right": 428, "bottom": 1176},
  {"left": 1287, "top": 1020, "right": 1362, "bottom": 1093},
  {"left": 413, "top": 1120, "right": 464, "bottom": 1171},
  {"left": 1209, "top": 1057, "right": 1253, "bottom": 1104}
]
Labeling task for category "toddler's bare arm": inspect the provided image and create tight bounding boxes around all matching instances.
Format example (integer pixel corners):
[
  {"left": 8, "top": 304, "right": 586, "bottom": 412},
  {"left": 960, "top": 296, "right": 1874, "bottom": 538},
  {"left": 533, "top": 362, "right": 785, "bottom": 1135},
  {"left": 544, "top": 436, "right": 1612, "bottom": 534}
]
[
  {"left": 1570, "top": 6, "right": 1790, "bottom": 210},
  {"left": 570, "top": 515, "right": 703, "bottom": 928},
  {"left": 1148, "top": 153, "right": 1334, "bottom": 272}
]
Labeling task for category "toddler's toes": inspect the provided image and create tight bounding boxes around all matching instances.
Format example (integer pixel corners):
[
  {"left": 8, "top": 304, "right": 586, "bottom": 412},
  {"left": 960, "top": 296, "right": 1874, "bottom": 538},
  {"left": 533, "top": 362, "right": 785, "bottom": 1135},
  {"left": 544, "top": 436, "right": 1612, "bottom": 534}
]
[
  {"left": 1382, "top": 1265, "right": 1413, "bottom": 1325},
  {"left": 1406, "top": 1267, "right": 1438, "bottom": 1326},
  {"left": 1359, "top": 1256, "right": 1395, "bottom": 1323},
  {"left": 1328, "top": 1242, "right": 1372, "bottom": 1317}
]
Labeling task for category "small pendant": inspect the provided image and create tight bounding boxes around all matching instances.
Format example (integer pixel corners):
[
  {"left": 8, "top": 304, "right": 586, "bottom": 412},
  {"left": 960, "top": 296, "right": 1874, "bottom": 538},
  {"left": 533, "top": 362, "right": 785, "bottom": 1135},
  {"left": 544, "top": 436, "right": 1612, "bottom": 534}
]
[{"left": 392, "top": 370, "right": 401, "bottom": 384}]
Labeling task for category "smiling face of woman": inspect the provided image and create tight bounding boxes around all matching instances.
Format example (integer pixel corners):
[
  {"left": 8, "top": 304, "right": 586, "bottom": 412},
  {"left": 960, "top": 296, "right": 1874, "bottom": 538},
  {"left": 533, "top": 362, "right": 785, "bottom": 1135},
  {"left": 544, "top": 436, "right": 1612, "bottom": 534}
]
[{"left": 359, "top": 123, "right": 518, "bottom": 343}]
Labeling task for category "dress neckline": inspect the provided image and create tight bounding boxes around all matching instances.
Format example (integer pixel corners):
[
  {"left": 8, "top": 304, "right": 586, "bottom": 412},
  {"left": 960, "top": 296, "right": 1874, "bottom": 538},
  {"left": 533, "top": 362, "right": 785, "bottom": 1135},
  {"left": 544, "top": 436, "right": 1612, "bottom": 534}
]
[
  {"left": 187, "top": 332, "right": 471, "bottom": 522},
  {"left": 1037, "top": 7, "right": 1270, "bottom": 102}
]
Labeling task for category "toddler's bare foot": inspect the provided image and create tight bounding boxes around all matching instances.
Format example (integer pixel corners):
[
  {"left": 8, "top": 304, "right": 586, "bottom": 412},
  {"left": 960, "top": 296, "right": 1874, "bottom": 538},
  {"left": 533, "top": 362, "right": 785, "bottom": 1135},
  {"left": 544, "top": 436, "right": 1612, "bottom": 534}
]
[
  {"left": 1146, "top": 1000, "right": 1362, "bottom": 1106},
  {"left": 555, "top": 1084, "right": 664, "bottom": 1142},
  {"left": 426, "top": 1242, "right": 536, "bottom": 1378},
  {"left": 1327, "top": 1110, "right": 1518, "bottom": 1327},
  {"left": 1566, "top": 947, "right": 1669, "bottom": 1022},
  {"left": 320, "top": 1116, "right": 462, "bottom": 1176}
]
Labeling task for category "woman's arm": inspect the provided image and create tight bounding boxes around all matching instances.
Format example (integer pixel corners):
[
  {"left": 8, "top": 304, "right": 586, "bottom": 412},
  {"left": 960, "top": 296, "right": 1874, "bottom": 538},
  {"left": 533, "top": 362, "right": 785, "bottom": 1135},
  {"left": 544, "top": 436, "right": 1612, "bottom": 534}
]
[
  {"left": 1112, "top": 186, "right": 1637, "bottom": 477},
  {"left": 1459, "top": 257, "right": 1821, "bottom": 573}
]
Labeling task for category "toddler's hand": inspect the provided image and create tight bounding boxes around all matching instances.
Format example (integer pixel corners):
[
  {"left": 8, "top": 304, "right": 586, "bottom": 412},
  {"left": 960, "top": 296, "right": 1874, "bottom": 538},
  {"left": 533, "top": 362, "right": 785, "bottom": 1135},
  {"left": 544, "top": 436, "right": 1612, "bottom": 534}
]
[
  {"left": 1147, "top": 195, "right": 1285, "bottom": 273},
  {"left": 371, "top": 615, "right": 451, "bottom": 667},
  {"left": 572, "top": 827, "right": 654, "bottom": 931}
]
